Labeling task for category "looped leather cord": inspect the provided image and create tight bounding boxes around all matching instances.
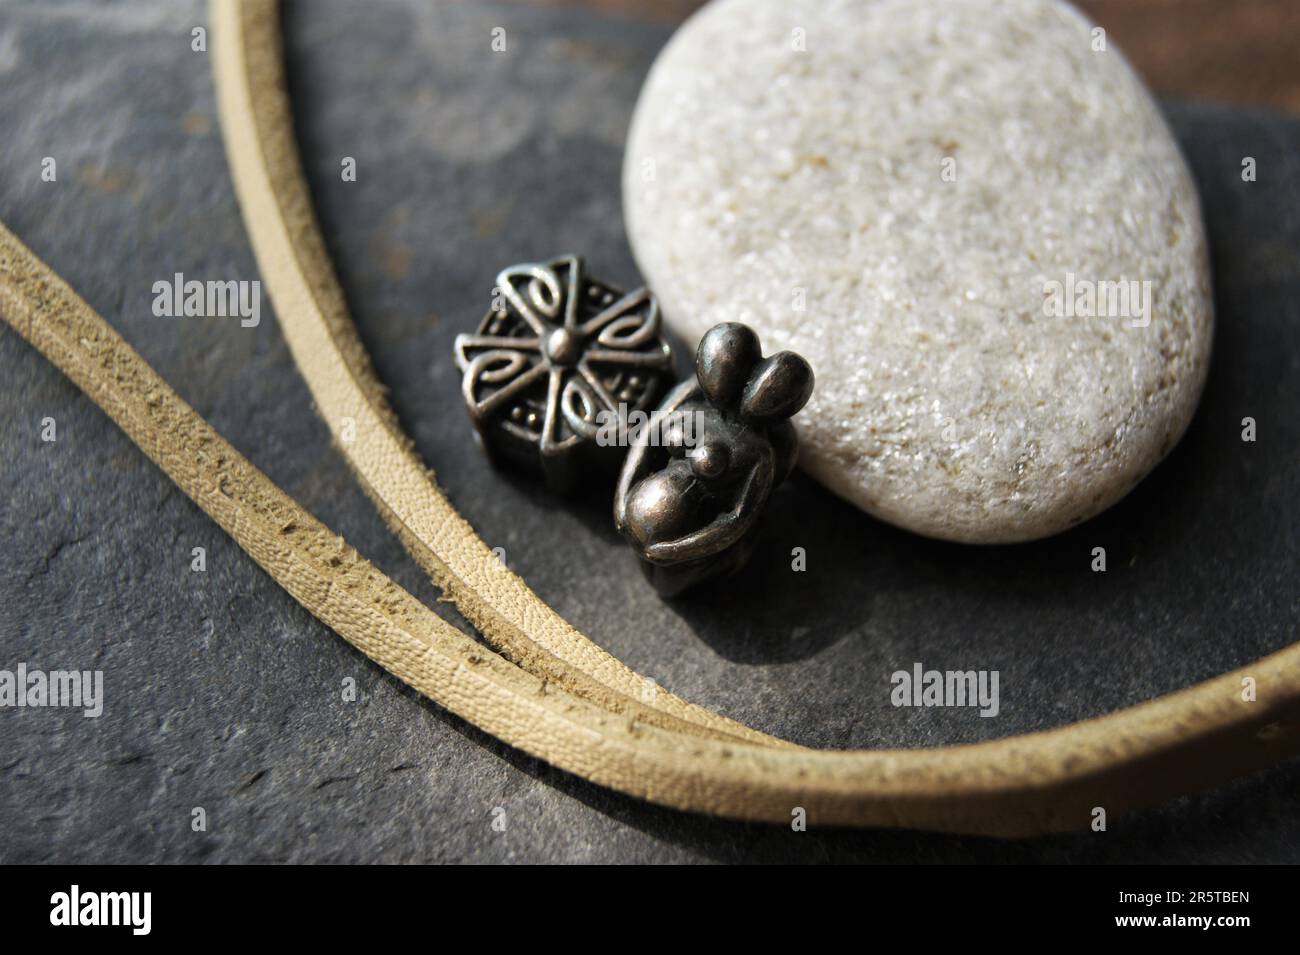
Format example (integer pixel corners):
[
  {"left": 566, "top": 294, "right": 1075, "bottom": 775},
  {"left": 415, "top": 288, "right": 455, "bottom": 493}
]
[
  {"left": 203, "top": 0, "right": 1300, "bottom": 834},
  {"left": 2, "top": 3, "right": 1297, "bottom": 836}
]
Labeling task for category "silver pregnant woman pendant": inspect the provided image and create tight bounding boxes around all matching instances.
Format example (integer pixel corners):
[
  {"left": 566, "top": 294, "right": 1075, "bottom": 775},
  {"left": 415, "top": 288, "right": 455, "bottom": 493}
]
[{"left": 615, "top": 322, "right": 814, "bottom": 596}]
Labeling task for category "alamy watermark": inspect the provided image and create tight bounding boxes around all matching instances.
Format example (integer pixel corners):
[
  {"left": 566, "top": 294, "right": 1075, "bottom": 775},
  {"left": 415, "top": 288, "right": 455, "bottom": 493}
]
[
  {"left": 1042, "top": 272, "right": 1151, "bottom": 328},
  {"left": 0, "top": 663, "right": 103, "bottom": 717},
  {"left": 594, "top": 405, "right": 706, "bottom": 448},
  {"left": 891, "top": 662, "right": 999, "bottom": 717},
  {"left": 152, "top": 272, "right": 261, "bottom": 328},
  {"left": 50, "top": 885, "right": 150, "bottom": 935}
]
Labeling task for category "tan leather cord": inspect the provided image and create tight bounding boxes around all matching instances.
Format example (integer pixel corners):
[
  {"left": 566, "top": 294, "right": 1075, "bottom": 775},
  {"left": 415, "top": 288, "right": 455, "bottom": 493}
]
[
  {"left": 206, "top": 0, "right": 1300, "bottom": 833},
  {"left": 201, "top": 0, "right": 1300, "bottom": 834},
  {"left": 1, "top": 4, "right": 1297, "bottom": 836}
]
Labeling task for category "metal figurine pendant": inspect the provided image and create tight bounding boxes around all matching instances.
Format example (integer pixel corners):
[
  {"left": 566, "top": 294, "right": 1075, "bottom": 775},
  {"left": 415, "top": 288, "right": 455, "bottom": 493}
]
[
  {"left": 455, "top": 255, "right": 676, "bottom": 491},
  {"left": 614, "top": 323, "right": 814, "bottom": 597}
]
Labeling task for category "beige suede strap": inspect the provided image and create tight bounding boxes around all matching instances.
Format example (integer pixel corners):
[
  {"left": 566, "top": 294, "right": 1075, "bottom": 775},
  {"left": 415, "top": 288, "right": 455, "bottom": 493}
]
[{"left": 205, "top": 0, "right": 1300, "bottom": 834}]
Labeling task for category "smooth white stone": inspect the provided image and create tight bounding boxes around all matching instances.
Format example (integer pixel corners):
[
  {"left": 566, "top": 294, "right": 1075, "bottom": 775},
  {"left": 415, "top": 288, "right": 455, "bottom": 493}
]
[{"left": 623, "top": 0, "right": 1213, "bottom": 543}]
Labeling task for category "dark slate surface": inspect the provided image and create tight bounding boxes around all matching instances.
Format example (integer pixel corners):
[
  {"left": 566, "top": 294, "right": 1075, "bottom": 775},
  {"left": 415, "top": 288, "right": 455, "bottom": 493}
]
[{"left": 0, "top": 0, "right": 1296, "bottom": 863}]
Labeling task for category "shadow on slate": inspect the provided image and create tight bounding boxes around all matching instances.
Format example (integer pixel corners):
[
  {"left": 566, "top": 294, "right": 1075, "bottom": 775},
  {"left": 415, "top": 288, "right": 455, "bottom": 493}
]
[{"left": 0, "top": 0, "right": 1295, "bottom": 862}]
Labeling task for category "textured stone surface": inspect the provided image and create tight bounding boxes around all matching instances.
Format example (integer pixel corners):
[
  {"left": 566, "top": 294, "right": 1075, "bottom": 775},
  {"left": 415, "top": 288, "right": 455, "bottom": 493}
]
[
  {"left": 0, "top": 0, "right": 1297, "bottom": 862},
  {"left": 624, "top": 0, "right": 1214, "bottom": 543}
]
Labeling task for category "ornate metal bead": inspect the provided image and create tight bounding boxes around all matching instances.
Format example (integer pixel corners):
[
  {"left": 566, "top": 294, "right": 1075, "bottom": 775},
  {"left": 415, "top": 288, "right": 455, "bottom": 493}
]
[
  {"left": 614, "top": 322, "right": 814, "bottom": 597},
  {"left": 455, "top": 256, "right": 676, "bottom": 491}
]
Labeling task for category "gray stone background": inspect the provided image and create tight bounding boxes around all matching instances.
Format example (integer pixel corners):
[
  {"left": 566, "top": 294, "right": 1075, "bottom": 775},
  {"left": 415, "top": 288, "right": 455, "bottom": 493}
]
[{"left": 0, "top": 0, "right": 1296, "bottom": 862}]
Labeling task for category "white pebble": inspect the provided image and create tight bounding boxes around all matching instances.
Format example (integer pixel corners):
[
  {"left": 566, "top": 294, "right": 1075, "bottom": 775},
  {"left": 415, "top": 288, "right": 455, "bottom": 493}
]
[{"left": 624, "top": 0, "right": 1213, "bottom": 543}]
